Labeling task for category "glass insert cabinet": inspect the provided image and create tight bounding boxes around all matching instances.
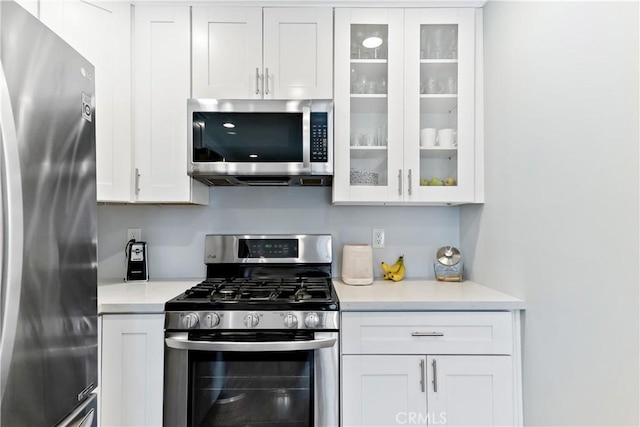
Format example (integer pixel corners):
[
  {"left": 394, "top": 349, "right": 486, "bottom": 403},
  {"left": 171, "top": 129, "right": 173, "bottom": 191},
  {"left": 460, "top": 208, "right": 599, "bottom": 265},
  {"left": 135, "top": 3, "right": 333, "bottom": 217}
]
[{"left": 333, "top": 8, "right": 481, "bottom": 205}]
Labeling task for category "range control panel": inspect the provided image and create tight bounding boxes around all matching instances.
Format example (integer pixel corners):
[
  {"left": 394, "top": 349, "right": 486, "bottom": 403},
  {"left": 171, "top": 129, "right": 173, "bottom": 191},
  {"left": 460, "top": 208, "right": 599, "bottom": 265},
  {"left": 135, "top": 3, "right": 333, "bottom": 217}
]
[{"left": 165, "top": 310, "right": 339, "bottom": 331}]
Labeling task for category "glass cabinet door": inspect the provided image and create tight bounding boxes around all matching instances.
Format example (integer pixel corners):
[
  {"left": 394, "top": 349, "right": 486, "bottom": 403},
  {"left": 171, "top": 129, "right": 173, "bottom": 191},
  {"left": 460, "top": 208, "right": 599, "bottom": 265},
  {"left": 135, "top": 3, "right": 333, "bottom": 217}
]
[
  {"left": 334, "top": 9, "right": 404, "bottom": 203},
  {"left": 404, "top": 9, "right": 476, "bottom": 203}
]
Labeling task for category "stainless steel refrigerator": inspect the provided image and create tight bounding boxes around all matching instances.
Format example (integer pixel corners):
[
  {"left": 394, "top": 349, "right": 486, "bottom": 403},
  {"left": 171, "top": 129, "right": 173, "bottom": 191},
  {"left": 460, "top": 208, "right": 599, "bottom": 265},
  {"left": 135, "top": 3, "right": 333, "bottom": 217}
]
[{"left": 0, "top": 1, "right": 98, "bottom": 426}]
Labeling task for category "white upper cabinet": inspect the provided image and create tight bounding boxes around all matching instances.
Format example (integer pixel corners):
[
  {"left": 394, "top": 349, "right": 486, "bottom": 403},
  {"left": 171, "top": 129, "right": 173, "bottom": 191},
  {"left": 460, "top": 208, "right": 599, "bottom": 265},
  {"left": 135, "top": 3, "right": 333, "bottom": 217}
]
[
  {"left": 333, "top": 8, "right": 482, "bottom": 205},
  {"left": 404, "top": 9, "right": 478, "bottom": 204},
  {"left": 40, "top": 0, "right": 133, "bottom": 203},
  {"left": 192, "top": 7, "right": 333, "bottom": 99},
  {"left": 192, "top": 7, "right": 262, "bottom": 99},
  {"left": 262, "top": 8, "right": 333, "bottom": 99},
  {"left": 133, "top": 5, "right": 208, "bottom": 204},
  {"left": 333, "top": 8, "right": 405, "bottom": 204}
]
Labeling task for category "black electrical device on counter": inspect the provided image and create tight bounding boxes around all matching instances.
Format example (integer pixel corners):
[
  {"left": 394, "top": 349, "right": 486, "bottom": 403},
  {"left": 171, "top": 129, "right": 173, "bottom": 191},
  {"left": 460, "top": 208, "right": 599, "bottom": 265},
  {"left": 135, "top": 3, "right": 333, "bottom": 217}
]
[{"left": 125, "top": 239, "right": 149, "bottom": 282}]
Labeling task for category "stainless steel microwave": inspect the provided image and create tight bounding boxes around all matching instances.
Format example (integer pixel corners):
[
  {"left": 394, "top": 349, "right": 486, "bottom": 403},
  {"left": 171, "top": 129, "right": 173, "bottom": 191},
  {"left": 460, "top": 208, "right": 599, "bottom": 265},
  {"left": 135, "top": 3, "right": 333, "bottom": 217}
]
[{"left": 187, "top": 99, "right": 333, "bottom": 186}]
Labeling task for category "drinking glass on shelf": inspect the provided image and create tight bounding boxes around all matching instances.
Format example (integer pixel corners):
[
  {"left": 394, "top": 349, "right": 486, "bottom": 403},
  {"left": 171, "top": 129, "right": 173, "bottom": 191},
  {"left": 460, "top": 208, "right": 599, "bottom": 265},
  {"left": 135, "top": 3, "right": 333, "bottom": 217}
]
[
  {"left": 421, "top": 77, "right": 443, "bottom": 94},
  {"left": 365, "top": 80, "right": 377, "bottom": 94},
  {"left": 378, "top": 77, "right": 387, "bottom": 94},
  {"left": 445, "top": 76, "right": 457, "bottom": 94},
  {"left": 446, "top": 27, "right": 458, "bottom": 59},
  {"left": 376, "top": 127, "right": 387, "bottom": 146},
  {"left": 354, "top": 75, "right": 367, "bottom": 94},
  {"left": 429, "top": 28, "right": 443, "bottom": 59}
]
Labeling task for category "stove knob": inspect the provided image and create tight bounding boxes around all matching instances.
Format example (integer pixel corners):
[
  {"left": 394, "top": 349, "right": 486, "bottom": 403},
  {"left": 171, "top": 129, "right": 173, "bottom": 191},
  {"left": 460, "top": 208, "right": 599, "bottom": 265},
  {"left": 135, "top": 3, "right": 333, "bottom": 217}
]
[
  {"left": 182, "top": 313, "right": 199, "bottom": 329},
  {"left": 283, "top": 313, "right": 298, "bottom": 329},
  {"left": 244, "top": 313, "right": 260, "bottom": 328},
  {"left": 203, "top": 312, "right": 220, "bottom": 328},
  {"left": 304, "top": 312, "right": 320, "bottom": 328}
]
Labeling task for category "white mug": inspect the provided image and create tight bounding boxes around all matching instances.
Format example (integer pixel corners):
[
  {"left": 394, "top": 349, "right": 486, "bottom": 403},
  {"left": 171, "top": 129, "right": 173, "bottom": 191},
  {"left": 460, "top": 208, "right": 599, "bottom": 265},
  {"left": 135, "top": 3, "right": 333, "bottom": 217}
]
[
  {"left": 420, "top": 128, "right": 437, "bottom": 147},
  {"left": 437, "top": 128, "right": 457, "bottom": 147}
]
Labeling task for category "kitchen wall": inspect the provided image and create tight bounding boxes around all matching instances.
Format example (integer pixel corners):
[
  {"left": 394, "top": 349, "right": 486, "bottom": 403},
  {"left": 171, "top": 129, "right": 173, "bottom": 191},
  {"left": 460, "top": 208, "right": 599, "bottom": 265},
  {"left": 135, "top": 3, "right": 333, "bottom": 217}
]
[
  {"left": 461, "top": 1, "right": 639, "bottom": 426},
  {"left": 98, "top": 187, "right": 459, "bottom": 279}
]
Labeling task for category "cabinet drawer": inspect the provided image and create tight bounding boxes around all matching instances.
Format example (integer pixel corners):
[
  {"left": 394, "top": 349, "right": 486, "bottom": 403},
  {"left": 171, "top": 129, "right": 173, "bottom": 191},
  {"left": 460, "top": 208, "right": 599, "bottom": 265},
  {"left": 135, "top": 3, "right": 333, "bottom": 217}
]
[{"left": 341, "top": 311, "right": 513, "bottom": 355}]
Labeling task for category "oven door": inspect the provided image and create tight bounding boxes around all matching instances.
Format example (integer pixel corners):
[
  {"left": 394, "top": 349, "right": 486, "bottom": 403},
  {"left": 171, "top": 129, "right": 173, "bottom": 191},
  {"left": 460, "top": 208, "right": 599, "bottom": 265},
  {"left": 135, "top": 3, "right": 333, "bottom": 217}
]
[{"left": 163, "top": 331, "right": 338, "bottom": 427}]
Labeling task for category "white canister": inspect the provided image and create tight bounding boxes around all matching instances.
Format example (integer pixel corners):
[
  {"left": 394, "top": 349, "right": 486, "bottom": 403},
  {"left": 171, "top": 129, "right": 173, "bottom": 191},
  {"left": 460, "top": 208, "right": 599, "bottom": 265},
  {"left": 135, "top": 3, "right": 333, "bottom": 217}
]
[{"left": 341, "top": 244, "right": 374, "bottom": 285}]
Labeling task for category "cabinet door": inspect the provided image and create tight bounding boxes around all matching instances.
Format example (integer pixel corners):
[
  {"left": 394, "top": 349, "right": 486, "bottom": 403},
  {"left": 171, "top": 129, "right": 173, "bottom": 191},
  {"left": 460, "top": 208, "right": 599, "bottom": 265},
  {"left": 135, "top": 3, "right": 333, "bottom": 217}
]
[
  {"left": 427, "top": 356, "right": 515, "bottom": 427},
  {"left": 40, "top": 0, "right": 133, "bottom": 202},
  {"left": 342, "top": 355, "right": 428, "bottom": 426},
  {"left": 192, "top": 7, "right": 262, "bottom": 99},
  {"left": 263, "top": 8, "right": 333, "bottom": 99},
  {"left": 333, "top": 9, "right": 405, "bottom": 204},
  {"left": 133, "top": 6, "right": 208, "bottom": 204},
  {"left": 100, "top": 314, "right": 165, "bottom": 427},
  {"left": 404, "top": 9, "right": 476, "bottom": 203}
]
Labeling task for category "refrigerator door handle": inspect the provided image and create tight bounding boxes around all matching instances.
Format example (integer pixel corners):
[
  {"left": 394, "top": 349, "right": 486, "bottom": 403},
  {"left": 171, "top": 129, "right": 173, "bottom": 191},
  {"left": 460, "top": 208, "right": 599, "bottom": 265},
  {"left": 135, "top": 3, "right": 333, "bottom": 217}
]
[
  {"left": 53, "top": 394, "right": 97, "bottom": 427},
  {"left": 0, "top": 60, "right": 25, "bottom": 400}
]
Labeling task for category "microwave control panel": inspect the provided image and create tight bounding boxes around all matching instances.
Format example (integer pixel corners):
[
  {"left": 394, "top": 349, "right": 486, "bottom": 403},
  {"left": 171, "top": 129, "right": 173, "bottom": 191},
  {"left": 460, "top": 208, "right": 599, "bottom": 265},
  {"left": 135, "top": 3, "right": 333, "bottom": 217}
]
[{"left": 310, "top": 112, "right": 328, "bottom": 163}]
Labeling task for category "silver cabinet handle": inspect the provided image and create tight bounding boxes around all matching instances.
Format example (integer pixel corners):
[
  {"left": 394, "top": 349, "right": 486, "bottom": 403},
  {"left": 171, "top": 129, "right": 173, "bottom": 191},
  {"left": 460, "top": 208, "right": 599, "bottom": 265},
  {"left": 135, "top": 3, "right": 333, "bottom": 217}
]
[
  {"left": 398, "top": 169, "right": 402, "bottom": 195},
  {"left": 432, "top": 359, "right": 438, "bottom": 392},
  {"left": 166, "top": 334, "right": 336, "bottom": 352},
  {"left": 255, "top": 67, "right": 260, "bottom": 95},
  {"left": 411, "top": 332, "right": 444, "bottom": 337},
  {"left": 408, "top": 169, "right": 413, "bottom": 195},
  {"left": 265, "top": 67, "right": 269, "bottom": 95},
  {"left": 135, "top": 168, "right": 140, "bottom": 195},
  {"left": 419, "top": 359, "right": 425, "bottom": 393}
]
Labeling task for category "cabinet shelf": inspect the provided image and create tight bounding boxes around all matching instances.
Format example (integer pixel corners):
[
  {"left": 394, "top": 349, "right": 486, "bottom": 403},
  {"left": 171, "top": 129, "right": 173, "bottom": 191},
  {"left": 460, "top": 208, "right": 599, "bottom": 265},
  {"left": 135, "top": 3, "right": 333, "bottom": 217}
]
[
  {"left": 420, "top": 59, "right": 458, "bottom": 64},
  {"left": 351, "top": 59, "right": 388, "bottom": 64},
  {"left": 351, "top": 94, "right": 387, "bottom": 98}
]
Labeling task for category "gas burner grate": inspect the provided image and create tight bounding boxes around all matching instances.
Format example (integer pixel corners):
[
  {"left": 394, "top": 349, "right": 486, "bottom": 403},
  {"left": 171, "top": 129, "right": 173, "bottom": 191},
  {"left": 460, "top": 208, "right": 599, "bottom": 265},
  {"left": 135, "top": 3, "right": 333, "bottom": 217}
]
[{"left": 180, "top": 277, "right": 333, "bottom": 303}]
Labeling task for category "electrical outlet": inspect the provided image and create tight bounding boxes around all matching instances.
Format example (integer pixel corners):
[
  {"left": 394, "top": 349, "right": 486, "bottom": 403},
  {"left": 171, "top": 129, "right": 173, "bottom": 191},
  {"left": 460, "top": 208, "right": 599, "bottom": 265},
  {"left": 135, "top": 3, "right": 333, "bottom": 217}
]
[
  {"left": 372, "top": 228, "right": 385, "bottom": 248},
  {"left": 127, "top": 228, "right": 141, "bottom": 242}
]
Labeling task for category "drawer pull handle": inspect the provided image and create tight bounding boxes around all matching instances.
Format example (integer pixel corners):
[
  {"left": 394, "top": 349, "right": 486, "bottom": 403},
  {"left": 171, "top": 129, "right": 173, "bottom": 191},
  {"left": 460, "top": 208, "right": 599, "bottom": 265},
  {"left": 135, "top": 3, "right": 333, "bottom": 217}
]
[
  {"left": 432, "top": 359, "right": 438, "bottom": 392},
  {"left": 411, "top": 332, "right": 444, "bottom": 337},
  {"left": 419, "top": 359, "right": 425, "bottom": 393}
]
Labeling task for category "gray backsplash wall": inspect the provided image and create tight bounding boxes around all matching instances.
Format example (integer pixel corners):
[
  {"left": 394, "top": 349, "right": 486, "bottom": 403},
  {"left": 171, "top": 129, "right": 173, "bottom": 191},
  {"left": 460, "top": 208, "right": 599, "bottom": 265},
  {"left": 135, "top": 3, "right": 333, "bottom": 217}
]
[{"left": 97, "top": 187, "right": 459, "bottom": 280}]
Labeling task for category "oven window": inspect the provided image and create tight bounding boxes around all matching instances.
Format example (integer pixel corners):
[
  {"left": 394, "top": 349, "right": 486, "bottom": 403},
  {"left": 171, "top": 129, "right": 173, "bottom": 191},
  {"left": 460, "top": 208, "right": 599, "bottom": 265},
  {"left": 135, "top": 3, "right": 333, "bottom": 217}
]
[
  {"left": 189, "top": 350, "right": 313, "bottom": 427},
  {"left": 192, "top": 112, "right": 303, "bottom": 163}
]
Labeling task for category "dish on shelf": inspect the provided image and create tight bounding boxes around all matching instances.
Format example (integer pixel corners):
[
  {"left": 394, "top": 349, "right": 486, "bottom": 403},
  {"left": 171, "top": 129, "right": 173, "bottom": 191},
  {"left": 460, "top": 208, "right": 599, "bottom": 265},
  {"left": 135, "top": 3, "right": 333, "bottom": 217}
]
[{"left": 350, "top": 170, "right": 379, "bottom": 186}]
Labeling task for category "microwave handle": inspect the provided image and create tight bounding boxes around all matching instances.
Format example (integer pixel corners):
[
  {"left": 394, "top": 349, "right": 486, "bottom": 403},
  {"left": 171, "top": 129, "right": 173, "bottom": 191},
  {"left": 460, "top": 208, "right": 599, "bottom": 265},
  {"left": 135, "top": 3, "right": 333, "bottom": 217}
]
[
  {"left": 302, "top": 105, "right": 311, "bottom": 169},
  {"left": 166, "top": 334, "right": 336, "bottom": 352}
]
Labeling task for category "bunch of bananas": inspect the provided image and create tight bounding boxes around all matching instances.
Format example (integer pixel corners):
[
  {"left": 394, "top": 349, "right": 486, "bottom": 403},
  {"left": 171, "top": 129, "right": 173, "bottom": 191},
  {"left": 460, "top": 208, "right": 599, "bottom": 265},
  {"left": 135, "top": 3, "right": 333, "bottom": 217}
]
[{"left": 381, "top": 255, "right": 406, "bottom": 282}]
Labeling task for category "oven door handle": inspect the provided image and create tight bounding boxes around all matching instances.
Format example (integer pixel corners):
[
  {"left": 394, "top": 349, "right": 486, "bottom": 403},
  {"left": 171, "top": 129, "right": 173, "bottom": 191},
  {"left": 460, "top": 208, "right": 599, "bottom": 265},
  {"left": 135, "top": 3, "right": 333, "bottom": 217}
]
[{"left": 165, "top": 334, "right": 337, "bottom": 352}]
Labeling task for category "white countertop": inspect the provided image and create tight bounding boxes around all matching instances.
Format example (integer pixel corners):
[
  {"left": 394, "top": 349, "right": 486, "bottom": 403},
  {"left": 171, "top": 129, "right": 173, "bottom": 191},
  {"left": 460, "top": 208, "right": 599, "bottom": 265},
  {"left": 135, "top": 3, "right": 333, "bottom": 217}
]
[
  {"left": 98, "top": 279, "right": 200, "bottom": 314},
  {"left": 97, "top": 278, "right": 524, "bottom": 314},
  {"left": 333, "top": 279, "right": 525, "bottom": 311}
]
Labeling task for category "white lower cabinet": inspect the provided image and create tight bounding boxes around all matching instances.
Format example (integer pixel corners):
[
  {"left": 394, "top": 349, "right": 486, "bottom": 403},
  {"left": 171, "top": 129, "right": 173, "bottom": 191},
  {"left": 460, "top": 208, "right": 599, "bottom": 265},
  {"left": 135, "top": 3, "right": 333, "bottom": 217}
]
[
  {"left": 100, "top": 314, "right": 164, "bottom": 427},
  {"left": 341, "top": 312, "right": 521, "bottom": 427}
]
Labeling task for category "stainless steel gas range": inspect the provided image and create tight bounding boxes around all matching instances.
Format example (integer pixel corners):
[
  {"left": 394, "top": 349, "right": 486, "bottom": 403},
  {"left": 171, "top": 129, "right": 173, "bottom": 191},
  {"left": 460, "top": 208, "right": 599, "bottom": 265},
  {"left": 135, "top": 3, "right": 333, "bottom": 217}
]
[{"left": 163, "top": 234, "right": 339, "bottom": 427}]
